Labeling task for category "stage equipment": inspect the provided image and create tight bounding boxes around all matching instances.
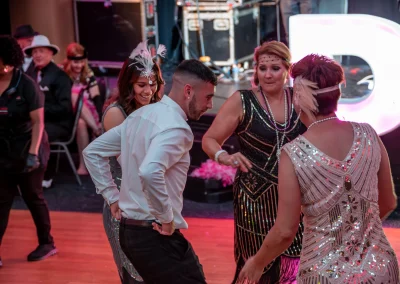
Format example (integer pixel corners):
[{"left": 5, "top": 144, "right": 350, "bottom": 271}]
[
  {"left": 182, "top": 3, "right": 260, "bottom": 66},
  {"left": 74, "top": 0, "right": 158, "bottom": 68},
  {"left": 177, "top": 0, "right": 265, "bottom": 8}
]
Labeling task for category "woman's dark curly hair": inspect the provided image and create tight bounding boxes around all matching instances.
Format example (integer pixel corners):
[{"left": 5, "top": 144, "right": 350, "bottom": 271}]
[
  {"left": 0, "top": 35, "right": 24, "bottom": 68},
  {"left": 103, "top": 57, "right": 164, "bottom": 116}
]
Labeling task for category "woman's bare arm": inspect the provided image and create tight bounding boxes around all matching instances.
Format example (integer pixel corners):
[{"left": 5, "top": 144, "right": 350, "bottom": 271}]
[
  {"left": 103, "top": 106, "right": 126, "bottom": 132},
  {"left": 377, "top": 136, "right": 397, "bottom": 220},
  {"left": 202, "top": 91, "right": 251, "bottom": 171},
  {"left": 28, "top": 108, "right": 45, "bottom": 155}
]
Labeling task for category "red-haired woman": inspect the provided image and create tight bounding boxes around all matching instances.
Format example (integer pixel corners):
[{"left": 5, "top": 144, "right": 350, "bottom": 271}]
[
  {"left": 239, "top": 54, "right": 399, "bottom": 283},
  {"left": 202, "top": 41, "right": 306, "bottom": 283},
  {"left": 63, "top": 42, "right": 103, "bottom": 175}
]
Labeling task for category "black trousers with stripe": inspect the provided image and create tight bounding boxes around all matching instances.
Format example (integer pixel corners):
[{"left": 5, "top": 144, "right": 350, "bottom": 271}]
[{"left": 119, "top": 220, "right": 206, "bottom": 284}]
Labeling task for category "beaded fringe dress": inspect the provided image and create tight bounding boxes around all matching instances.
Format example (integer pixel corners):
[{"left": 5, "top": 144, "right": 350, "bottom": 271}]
[
  {"left": 283, "top": 122, "right": 399, "bottom": 283},
  {"left": 101, "top": 103, "right": 144, "bottom": 283},
  {"left": 232, "top": 89, "right": 306, "bottom": 283}
]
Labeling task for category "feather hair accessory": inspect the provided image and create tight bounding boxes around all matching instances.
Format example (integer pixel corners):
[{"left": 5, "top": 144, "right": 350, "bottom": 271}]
[
  {"left": 293, "top": 76, "right": 340, "bottom": 121},
  {"left": 128, "top": 41, "right": 167, "bottom": 81}
]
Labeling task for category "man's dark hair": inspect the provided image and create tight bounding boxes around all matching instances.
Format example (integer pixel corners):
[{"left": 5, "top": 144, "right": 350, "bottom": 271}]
[
  {"left": 0, "top": 35, "right": 24, "bottom": 68},
  {"left": 174, "top": 59, "right": 217, "bottom": 86}
]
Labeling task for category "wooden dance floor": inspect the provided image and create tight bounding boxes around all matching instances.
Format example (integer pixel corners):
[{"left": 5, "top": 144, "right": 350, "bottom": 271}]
[{"left": 1, "top": 210, "right": 399, "bottom": 284}]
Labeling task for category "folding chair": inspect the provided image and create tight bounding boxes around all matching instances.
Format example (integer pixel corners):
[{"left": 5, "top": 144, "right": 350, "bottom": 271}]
[{"left": 50, "top": 88, "right": 84, "bottom": 186}]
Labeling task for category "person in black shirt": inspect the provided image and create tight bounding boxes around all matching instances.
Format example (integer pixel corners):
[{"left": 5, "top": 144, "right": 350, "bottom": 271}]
[
  {"left": 24, "top": 35, "right": 73, "bottom": 188},
  {"left": 13, "top": 24, "right": 38, "bottom": 72},
  {"left": 0, "top": 36, "right": 57, "bottom": 267}
]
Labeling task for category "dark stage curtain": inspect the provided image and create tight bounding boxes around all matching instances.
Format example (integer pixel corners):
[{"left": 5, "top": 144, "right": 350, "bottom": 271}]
[
  {"left": 0, "top": 0, "right": 11, "bottom": 35},
  {"left": 157, "top": 0, "right": 179, "bottom": 59},
  {"left": 348, "top": 0, "right": 400, "bottom": 23}
]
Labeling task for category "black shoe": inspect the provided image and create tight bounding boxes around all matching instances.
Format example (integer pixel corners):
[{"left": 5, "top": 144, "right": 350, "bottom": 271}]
[{"left": 27, "top": 244, "right": 58, "bottom": 261}]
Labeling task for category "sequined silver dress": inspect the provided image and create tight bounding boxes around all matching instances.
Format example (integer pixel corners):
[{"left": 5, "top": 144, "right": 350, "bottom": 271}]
[
  {"left": 283, "top": 122, "right": 399, "bottom": 284},
  {"left": 102, "top": 103, "right": 143, "bottom": 283}
]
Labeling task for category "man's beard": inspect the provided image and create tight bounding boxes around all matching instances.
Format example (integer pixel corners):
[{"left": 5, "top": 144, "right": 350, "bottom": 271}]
[{"left": 188, "top": 96, "right": 201, "bottom": 120}]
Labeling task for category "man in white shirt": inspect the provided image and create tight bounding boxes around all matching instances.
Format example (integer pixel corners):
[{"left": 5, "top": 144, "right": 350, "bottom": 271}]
[{"left": 83, "top": 59, "right": 217, "bottom": 283}]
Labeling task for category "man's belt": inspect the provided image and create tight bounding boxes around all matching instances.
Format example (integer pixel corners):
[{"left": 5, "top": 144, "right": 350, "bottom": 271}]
[{"left": 120, "top": 217, "right": 159, "bottom": 227}]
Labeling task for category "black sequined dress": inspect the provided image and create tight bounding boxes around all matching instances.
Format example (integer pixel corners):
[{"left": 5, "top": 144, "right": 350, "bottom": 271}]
[{"left": 232, "top": 89, "right": 306, "bottom": 283}]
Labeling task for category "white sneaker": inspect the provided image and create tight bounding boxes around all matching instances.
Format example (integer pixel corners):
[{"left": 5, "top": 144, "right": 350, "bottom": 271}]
[{"left": 42, "top": 179, "right": 53, "bottom": 189}]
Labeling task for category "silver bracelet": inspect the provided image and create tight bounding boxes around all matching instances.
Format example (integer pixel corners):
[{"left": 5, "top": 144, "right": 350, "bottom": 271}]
[{"left": 214, "top": 149, "right": 228, "bottom": 163}]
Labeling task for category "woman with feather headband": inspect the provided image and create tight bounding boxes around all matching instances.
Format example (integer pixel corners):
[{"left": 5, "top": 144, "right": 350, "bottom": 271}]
[
  {"left": 238, "top": 54, "right": 399, "bottom": 283},
  {"left": 101, "top": 41, "right": 165, "bottom": 284}
]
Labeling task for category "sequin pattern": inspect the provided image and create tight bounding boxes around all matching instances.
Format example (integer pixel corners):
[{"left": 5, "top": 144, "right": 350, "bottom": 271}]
[
  {"left": 283, "top": 122, "right": 399, "bottom": 283},
  {"left": 102, "top": 103, "right": 143, "bottom": 282},
  {"left": 234, "top": 89, "right": 306, "bottom": 274}
]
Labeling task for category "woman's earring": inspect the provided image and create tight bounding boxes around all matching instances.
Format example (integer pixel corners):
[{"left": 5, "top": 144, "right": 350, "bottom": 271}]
[{"left": 4, "top": 66, "right": 9, "bottom": 73}]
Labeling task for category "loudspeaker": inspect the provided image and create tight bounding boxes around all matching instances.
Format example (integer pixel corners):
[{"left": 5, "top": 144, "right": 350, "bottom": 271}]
[
  {"left": 183, "top": 4, "right": 260, "bottom": 66},
  {"left": 74, "top": 0, "right": 158, "bottom": 68}
]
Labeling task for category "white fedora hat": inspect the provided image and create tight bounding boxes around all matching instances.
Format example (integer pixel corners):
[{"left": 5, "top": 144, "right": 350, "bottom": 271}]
[{"left": 23, "top": 35, "right": 60, "bottom": 56}]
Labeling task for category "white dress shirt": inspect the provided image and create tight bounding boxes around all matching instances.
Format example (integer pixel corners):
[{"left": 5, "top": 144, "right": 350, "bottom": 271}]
[
  {"left": 22, "top": 56, "right": 33, "bottom": 72},
  {"left": 83, "top": 96, "right": 193, "bottom": 229}
]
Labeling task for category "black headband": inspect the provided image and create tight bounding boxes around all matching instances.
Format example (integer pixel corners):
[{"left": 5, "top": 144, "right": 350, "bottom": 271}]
[{"left": 67, "top": 50, "right": 88, "bottom": 60}]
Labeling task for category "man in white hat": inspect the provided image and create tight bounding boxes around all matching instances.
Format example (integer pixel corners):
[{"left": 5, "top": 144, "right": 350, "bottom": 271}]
[{"left": 25, "top": 35, "right": 73, "bottom": 189}]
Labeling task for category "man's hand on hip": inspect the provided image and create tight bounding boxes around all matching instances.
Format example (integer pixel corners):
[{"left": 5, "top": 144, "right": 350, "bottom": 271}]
[{"left": 152, "top": 221, "right": 175, "bottom": 236}]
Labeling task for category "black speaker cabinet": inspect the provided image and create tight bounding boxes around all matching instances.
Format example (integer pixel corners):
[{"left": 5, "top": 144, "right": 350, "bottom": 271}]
[
  {"left": 178, "top": 0, "right": 265, "bottom": 7},
  {"left": 183, "top": 4, "right": 260, "bottom": 66},
  {"left": 74, "top": 0, "right": 158, "bottom": 68}
]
